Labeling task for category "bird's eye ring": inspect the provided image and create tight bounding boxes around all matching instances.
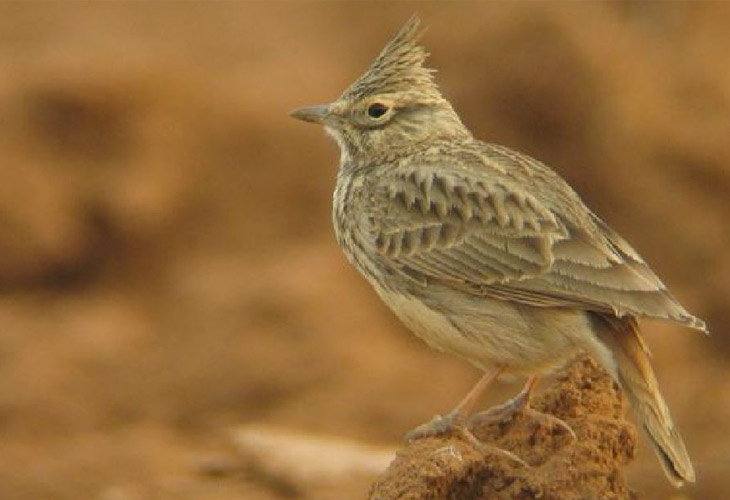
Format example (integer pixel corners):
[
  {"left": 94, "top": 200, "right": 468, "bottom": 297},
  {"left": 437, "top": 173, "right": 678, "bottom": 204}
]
[{"left": 367, "top": 103, "right": 389, "bottom": 119}]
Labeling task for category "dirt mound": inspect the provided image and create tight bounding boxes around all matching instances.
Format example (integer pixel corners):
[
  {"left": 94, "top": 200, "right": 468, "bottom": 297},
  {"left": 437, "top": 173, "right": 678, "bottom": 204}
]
[{"left": 371, "top": 358, "right": 637, "bottom": 500}]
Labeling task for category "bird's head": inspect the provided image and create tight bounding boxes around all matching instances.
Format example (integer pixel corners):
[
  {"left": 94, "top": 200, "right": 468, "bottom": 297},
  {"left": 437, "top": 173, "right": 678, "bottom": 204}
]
[{"left": 291, "top": 16, "right": 469, "bottom": 161}]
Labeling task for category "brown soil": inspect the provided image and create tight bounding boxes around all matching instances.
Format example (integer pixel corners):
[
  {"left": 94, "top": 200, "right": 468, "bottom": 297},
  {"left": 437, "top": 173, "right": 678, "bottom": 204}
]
[
  {"left": 371, "top": 358, "right": 637, "bottom": 500},
  {"left": 0, "top": 3, "right": 729, "bottom": 499}
]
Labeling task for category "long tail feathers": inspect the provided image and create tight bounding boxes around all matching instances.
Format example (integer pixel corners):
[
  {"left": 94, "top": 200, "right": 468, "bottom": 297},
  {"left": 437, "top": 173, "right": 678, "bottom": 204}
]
[{"left": 597, "top": 317, "right": 695, "bottom": 487}]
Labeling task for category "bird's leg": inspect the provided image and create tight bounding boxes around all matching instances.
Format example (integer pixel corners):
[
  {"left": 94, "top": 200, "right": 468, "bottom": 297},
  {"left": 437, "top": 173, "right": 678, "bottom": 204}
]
[
  {"left": 405, "top": 367, "right": 528, "bottom": 466},
  {"left": 470, "top": 376, "right": 539, "bottom": 422},
  {"left": 405, "top": 366, "right": 501, "bottom": 442},
  {"left": 468, "top": 376, "right": 576, "bottom": 439}
]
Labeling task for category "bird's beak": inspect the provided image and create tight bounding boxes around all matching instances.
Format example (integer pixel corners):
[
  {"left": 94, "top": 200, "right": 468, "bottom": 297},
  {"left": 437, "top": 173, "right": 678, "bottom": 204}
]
[{"left": 289, "top": 104, "right": 330, "bottom": 124}]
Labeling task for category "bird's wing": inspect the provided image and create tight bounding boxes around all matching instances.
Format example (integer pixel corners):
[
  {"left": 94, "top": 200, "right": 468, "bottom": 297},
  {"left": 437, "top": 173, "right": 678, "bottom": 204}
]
[{"left": 365, "top": 146, "right": 706, "bottom": 331}]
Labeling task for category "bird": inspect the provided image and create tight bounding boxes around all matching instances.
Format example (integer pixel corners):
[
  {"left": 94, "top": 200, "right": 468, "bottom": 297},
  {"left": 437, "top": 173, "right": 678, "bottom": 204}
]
[{"left": 290, "top": 15, "right": 706, "bottom": 487}]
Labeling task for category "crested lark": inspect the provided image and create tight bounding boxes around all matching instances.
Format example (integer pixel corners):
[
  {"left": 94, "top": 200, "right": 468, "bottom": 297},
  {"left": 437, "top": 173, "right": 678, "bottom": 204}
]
[{"left": 290, "top": 16, "right": 706, "bottom": 487}]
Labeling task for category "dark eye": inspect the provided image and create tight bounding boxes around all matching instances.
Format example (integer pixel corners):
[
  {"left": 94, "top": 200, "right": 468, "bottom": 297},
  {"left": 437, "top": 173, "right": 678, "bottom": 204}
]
[{"left": 367, "top": 103, "right": 389, "bottom": 119}]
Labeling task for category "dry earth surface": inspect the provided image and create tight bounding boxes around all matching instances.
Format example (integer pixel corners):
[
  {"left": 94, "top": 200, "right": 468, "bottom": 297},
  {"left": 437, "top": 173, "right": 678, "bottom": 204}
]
[
  {"left": 371, "top": 358, "right": 638, "bottom": 500},
  {"left": 0, "top": 2, "right": 729, "bottom": 499}
]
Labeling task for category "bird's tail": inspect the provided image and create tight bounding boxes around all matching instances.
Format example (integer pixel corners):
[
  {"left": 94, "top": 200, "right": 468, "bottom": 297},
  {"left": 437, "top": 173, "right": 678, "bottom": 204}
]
[{"left": 596, "top": 316, "right": 695, "bottom": 487}]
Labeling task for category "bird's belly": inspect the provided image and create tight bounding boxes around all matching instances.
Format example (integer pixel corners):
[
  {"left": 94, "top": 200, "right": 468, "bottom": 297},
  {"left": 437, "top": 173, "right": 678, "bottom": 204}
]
[
  {"left": 381, "top": 289, "right": 481, "bottom": 360},
  {"left": 376, "top": 285, "right": 591, "bottom": 375}
]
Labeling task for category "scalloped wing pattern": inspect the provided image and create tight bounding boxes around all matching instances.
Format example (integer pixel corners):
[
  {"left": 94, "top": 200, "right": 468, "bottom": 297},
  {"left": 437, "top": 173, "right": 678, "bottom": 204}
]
[{"left": 364, "top": 146, "right": 706, "bottom": 331}]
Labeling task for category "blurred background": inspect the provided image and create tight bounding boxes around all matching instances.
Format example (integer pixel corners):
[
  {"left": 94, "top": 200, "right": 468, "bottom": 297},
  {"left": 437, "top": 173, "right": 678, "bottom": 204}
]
[{"left": 0, "top": 2, "right": 728, "bottom": 499}]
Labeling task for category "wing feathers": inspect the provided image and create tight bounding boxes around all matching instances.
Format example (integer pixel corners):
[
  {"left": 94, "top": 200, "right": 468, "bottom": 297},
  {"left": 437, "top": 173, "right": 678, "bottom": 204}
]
[{"left": 366, "top": 145, "right": 705, "bottom": 329}]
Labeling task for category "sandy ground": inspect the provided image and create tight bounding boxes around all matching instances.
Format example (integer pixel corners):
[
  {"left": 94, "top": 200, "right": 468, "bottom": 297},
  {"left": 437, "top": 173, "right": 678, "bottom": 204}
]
[{"left": 0, "top": 3, "right": 729, "bottom": 499}]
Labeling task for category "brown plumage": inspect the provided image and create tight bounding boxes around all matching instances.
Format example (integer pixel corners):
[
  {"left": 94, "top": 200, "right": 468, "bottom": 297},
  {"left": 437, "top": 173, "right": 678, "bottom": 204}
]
[
  {"left": 291, "top": 15, "right": 706, "bottom": 486},
  {"left": 595, "top": 315, "right": 696, "bottom": 485}
]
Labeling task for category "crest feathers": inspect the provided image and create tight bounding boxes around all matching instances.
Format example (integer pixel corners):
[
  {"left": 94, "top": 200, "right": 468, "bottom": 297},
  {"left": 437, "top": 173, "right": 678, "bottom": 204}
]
[{"left": 340, "top": 15, "right": 441, "bottom": 101}]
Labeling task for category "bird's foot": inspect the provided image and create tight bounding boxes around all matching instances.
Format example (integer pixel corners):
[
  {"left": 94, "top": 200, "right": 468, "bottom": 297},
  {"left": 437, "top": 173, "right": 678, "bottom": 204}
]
[
  {"left": 405, "top": 410, "right": 528, "bottom": 467},
  {"left": 404, "top": 409, "right": 464, "bottom": 442},
  {"left": 469, "top": 391, "right": 576, "bottom": 440},
  {"left": 523, "top": 407, "right": 576, "bottom": 439}
]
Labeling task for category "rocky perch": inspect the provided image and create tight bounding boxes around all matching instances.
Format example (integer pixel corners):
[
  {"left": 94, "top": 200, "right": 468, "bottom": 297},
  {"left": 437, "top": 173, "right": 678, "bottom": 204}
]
[{"left": 369, "top": 357, "right": 638, "bottom": 500}]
